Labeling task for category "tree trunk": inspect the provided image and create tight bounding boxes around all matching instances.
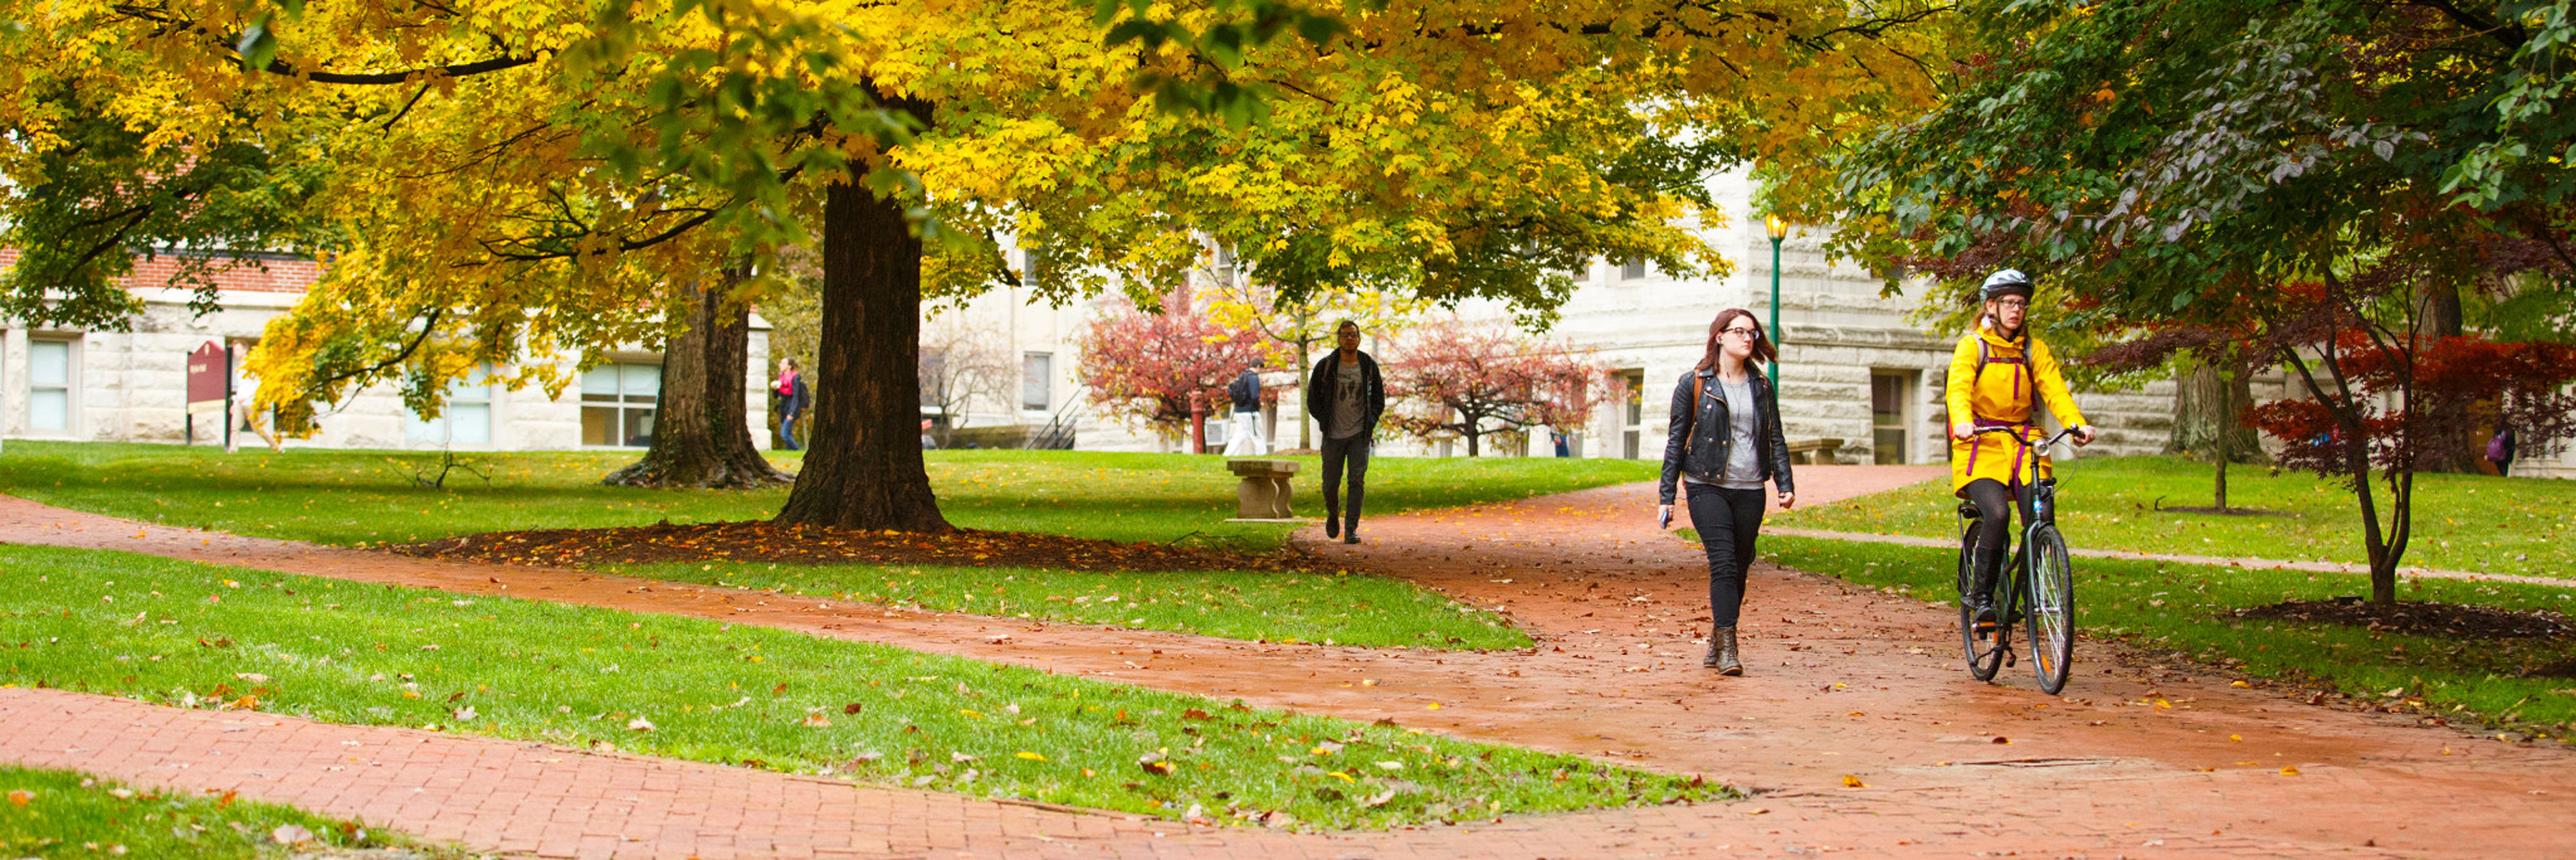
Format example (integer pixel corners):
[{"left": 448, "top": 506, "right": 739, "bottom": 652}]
[
  {"left": 2421, "top": 279, "right": 2482, "bottom": 472},
  {"left": 2167, "top": 361, "right": 2267, "bottom": 464},
  {"left": 772, "top": 178, "right": 951, "bottom": 532},
  {"left": 603, "top": 267, "right": 794, "bottom": 489},
  {"left": 702, "top": 270, "right": 793, "bottom": 486}
]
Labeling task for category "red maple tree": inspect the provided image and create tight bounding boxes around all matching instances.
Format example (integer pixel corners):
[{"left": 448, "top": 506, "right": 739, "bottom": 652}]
[
  {"left": 1380, "top": 318, "right": 1606, "bottom": 456},
  {"left": 1074, "top": 291, "right": 1276, "bottom": 443}
]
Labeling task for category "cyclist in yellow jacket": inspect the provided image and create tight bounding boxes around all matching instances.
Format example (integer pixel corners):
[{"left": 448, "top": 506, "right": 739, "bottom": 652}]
[{"left": 1948, "top": 269, "right": 2095, "bottom": 625}]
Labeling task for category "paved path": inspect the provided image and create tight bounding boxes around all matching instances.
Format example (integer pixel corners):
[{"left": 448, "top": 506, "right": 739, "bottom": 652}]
[
  {"left": 3, "top": 464, "right": 2573, "bottom": 859},
  {"left": 1767, "top": 527, "right": 2576, "bottom": 588}
]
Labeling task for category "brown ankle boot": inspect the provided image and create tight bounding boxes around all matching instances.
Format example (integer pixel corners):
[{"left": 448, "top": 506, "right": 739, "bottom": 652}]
[{"left": 1716, "top": 627, "right": 1742, "bottom": 675}]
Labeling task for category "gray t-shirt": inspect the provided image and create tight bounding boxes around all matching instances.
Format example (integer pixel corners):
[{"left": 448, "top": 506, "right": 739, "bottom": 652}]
[
  {"left": 1327, "top": 360, "right": 1367, "bottom": 440},
  {"left": 1718, "top": 374, "right": 1765, "bottom": 488}
]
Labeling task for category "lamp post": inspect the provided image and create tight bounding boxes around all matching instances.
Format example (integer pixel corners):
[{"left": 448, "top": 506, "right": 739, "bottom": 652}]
[{"left": 1765, "top": 215, "right": 1787, "bottom": 387}]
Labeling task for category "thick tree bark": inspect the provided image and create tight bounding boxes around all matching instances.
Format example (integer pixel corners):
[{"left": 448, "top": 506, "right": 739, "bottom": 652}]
[
  {"left": 771, "top": 178, "right": 952, "bottom": 531},
  {"left": 603, "top": 267, "right": 794, "bottom": 489},
  {"left": 2165, "top": 361, "right": 2267, "bottom": 465}
]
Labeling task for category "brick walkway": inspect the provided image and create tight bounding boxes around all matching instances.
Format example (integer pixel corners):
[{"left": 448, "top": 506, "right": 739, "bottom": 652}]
[{"left": 3, "top": 465, "right": 2573, "bottom": 858}]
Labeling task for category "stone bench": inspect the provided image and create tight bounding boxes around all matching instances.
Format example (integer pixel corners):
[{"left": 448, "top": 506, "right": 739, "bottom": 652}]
[
  {"left": 1225, "top": 458, "right": 1300, "bottom": 520},
  {"left": 1785, "top": 437, "right": 1845, "bottom": 466}
]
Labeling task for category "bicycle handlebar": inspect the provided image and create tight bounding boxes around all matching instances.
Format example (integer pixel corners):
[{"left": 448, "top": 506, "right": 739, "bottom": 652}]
[{"left": 1972, "top": 425, "right": 2083, "bottom": 451}]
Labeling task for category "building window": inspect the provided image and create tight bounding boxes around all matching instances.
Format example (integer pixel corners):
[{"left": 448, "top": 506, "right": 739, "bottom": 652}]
[
  {"left": 1619, "top": 258, "right": 1649, "bottom": 280},
  {"left": 581, "top": 362, "right": 660, "bottom": 447},
  {"left": 1619, "top": 368, "right": 1646, "bottom": 459},
  {"left": 406, "top": 367, "right": 495, "bottom": 446},
  {"left": 28, "top": 339, "right": 72, "bottom": 433},
  {"left": 1872, "top": 370, "right": 1913, "bottom": 465},
  {"left": 1023, "top": 352, "right": 1052, "bottom": 411}
]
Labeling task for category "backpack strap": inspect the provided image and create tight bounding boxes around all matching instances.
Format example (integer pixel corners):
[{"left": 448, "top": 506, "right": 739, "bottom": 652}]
[{"left": 1684, "top": 373, "right": 1706, "bottom": 455}]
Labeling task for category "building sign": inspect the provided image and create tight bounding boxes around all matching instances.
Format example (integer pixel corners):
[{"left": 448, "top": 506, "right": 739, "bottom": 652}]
[{"left": 186, "top": 341, "right": 229, "bottom": 415}]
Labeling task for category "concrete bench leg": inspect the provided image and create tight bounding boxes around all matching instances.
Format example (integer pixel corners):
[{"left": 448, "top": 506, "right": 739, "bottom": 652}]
[{"left": 1265, "top": 477, "right": 1294, "bottom": 519}]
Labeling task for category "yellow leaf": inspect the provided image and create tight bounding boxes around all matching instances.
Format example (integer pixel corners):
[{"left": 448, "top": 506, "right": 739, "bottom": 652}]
[
  {"left": 1016, "top": 751, "right": 1046, "bottom": 761},
  {"left": 1840, "top": 774, "right": 1865, "bottom": 788},
  {"left": 2280, "top": 766, "right": 2300, "bottom": 775}
]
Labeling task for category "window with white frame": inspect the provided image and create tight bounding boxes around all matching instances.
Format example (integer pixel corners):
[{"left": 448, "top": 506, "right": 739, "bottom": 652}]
[
  {"left": 404, "top": 367, "right": 496, "bottom": 446},
  {"left": 1022, "top": 352, "right": 1052, "bottom": 411},
  {"left": 28, "top": 339, "right": 72, "bottom": 433},
  {"left": 580, "top": 362, "right": 660, "bottom": 447},
  {"left": 1619, "top": 258, "right": 1649, "bottom": 280}
]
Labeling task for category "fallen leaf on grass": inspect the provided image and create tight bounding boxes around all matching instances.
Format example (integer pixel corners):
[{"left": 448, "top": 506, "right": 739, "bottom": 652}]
[
  {"left": 269, "top": 825, "right": 314, "bottom": 845},
  {"left": 626, "top": 717, "right": 655, "bottom": 732},
  {"left": 799, "top": 713, "right": 831, "bottom": 727},
  {"left": 1016, "top": 751, "right": 1046, "bottom": 762},
  {"left": 6, "top": 790, "right": 29, "bottom": 806},
  {"left": 843, "top": 702, "right": 864, "bottom": 715}
]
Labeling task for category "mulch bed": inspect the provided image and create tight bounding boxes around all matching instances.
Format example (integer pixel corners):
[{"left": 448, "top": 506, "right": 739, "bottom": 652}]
[
  {"left": 2233, "top": 599, "right": 2576, "bottom": 639},
  {"left": 386, "top": 520, "right": 1319, "bottom": 574}
]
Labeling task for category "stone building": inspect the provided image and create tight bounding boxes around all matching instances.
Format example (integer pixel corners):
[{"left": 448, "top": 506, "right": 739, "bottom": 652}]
[{"left": 0, "top": 249, "right": 773, "bottom": 451}]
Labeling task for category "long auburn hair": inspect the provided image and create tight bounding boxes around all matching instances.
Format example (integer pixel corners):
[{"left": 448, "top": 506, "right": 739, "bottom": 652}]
[{"left": 1696, "top": 308, "right": 1776, "bottom": 373}]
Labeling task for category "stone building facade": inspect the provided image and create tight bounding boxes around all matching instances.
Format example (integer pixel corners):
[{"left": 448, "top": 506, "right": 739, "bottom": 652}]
[{"left": 0, "top": 250, "right": 772, "bottom": 451}]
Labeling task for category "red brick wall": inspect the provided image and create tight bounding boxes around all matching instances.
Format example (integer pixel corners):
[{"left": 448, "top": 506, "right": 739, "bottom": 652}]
[{"left": 0, "top": 248, "right": 319, "bottom": 294}]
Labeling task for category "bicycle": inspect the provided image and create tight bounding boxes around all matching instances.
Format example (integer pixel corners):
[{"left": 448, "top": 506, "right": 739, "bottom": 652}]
[{"left": 1955, "top": 425, "right": 2080, "bottom": 695}]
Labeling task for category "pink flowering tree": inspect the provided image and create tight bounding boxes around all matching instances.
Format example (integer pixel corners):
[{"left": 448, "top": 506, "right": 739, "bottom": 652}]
[
  {"left": 1075, "top": 292, "right": 1275, "bottom": 443},
  {"left": 1382, "top": 318, "right": 1607, "bottom": 456}
]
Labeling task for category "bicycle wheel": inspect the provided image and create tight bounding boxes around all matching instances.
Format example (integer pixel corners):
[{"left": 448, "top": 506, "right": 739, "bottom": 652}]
[
  {"left": 2025, "top": 524, "right": 2076, "bottom": 695},
  {"left": 1959, "top": 526, "right": 2007, "bottom": 681}
]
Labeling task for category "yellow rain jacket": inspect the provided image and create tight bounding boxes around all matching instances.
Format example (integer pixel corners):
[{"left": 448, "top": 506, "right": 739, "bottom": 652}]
[{"left": 1946, "top": 319, "right": 2086, "bottom": 495}]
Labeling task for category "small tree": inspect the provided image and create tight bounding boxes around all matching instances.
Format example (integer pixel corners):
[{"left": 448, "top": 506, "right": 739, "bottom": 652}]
[
  {"left": 1075, "top": 290, "right": 1275, "bottom": 445},
  {"left": 917, "top": 313, "right": 1015, "bottom": 446},
  {"left": 1382, "top": 319, "right": 1605, "bottom": 456}
]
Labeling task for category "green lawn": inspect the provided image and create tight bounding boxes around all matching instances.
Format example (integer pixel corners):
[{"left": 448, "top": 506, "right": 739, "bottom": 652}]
[
  {"left": 605, "top": 561, "right": 1530, "bottom": 649},
  {"left": 0, "top": 442, "right": 1644, "bottom": 649},
  {"left": 0, "top": 442, "right": 1656, "bottom": 552},
  {"left": 0, "top": 545, "right": 1727, "bottom": 829},
  {"left": 0, "top": 764, "right": 448, "bottom": 859},
  {"left": 1767, "top": 455, "right": 2576, "bottom": 577},
  {"left": 1764, "top": 535, "right": 2576, "bottom": 736}
]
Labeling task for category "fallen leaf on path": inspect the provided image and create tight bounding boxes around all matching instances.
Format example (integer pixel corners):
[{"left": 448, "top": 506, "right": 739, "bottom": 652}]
[{"left": 1841, "top": 774, "right": 1865, "bottom": 788}]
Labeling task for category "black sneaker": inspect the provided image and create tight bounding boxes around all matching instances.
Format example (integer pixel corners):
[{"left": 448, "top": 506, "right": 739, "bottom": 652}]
[
  {"left": 1325, "top": 519, "right": 1339, "bottom": 539},
  {"left": 1342, "top": 532, "right": 1360, "bottom": 545}
]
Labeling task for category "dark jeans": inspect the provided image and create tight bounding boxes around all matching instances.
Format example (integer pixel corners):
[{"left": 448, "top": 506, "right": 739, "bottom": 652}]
[
  {"left": 1321, "top": 434, "right": 1372, "bottom": 531},
  {"left": 1685, "top": 482, "right": 1767, "bottom": 628},
  {"left": 778, "top": 412, "right": 802, "bottom": 451},
  {"left": 1964, "top": 477, "right": 2037, "bottom": 600}
]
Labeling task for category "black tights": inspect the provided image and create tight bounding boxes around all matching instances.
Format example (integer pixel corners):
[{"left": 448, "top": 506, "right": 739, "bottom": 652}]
[{"left": 1964, "top": 478, "right": 2035, "bottom": 599}]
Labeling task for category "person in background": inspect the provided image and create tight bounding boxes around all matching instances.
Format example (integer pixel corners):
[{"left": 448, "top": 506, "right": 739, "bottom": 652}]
[
  {"left": 1657, "top": 309, "right": 1796, "bottom": 675},
  {"left": 1306, "top": 321, "right": 1385, "bottom": 545},
  {"left": 920, "top": 418, "right": 938, "bottom": 450},
  {"left": 2489, "top": 426, "right": 2518, "bottom": 477},
  {"left": 1223, "top": 367, "right": 1269, "bottom": 456},
  {"left": 774, "top": 357, "right": 808, "bottom": 451}
]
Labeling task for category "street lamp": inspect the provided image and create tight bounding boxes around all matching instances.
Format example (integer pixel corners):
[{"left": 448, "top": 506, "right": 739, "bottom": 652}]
[{"left": 1765, "top": 215, "right": 1788, "bottom": 387}]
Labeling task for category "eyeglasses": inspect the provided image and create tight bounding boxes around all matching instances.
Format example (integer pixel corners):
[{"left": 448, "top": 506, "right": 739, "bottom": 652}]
[
  {"left": 1720, "top": 326, "right": 1759, "bottom": 339},
  {"left": 1993, "top": 299, "right": 2029, "bottom": 309}
]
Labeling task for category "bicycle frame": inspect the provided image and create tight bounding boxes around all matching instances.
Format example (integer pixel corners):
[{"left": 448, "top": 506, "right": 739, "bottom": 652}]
[{"left": 1959, "top": 425, "right": 2080, "bottom": 684}]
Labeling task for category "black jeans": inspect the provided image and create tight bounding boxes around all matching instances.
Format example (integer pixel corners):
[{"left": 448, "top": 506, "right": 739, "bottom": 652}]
[
  {"left": 1685, "top": 482, "right": 1767, "bottom": 628},
  {"left": 1321, "top": 434, "right": 1372, "bottom": 531},
  {"left": 1964, "top": 477, "right": 2036, "bottom": 600}
]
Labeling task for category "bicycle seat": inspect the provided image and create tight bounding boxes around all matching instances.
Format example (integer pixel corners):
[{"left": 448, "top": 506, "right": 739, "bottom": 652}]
[{"left": 1956, "top": 502, "right": 1980, "bottom": 520}]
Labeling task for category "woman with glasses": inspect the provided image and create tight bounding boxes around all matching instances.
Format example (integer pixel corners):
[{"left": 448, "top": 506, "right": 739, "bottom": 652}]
[
  {"left": 1948, "top": 269, "right": 2096, "bottom": 627},
  {"left": 1658, "top": 309, "right": 1796, "bottom": 675}
]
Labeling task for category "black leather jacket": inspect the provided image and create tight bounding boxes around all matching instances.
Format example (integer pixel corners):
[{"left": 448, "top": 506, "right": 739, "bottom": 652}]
[{"left": 1658, "top": 368, "right": 1794, "bottom": 505}]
